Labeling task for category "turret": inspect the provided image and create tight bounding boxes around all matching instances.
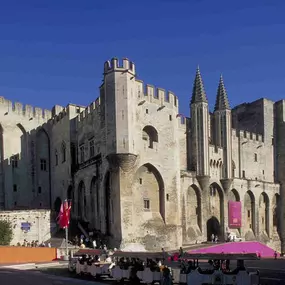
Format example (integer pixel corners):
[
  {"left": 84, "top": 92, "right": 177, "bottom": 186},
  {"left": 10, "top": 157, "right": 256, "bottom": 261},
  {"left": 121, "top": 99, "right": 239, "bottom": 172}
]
[
  {"left": 214, "top": 75, "right": 233, "bottom": 189},
  {"left": 190, "top": 67, "right": 210, "bottom": 187}
]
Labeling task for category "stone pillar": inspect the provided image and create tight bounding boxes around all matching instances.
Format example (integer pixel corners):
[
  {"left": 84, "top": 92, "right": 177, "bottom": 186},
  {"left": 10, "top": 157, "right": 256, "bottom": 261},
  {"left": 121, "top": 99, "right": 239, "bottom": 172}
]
[
  {"left": 197, "top": 176, "right": 210, "bottom": 240},
  {"left": 221, "top": 179, "right": 233, "bottom": 240},
  {"left": 106, "top": 153, "right": 137, "bottom": 247},
  {"left": 253, "top": 200, "right": 258, "bottom": 239}
]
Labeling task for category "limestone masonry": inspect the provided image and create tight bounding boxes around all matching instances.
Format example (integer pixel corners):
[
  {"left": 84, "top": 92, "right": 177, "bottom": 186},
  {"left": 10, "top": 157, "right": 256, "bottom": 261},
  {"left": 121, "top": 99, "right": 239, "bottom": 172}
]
[
  {"left": 0, "top": 210, "right": 52, "bottom": 245},
  {"left": 0, "top": 57, "right": 284, "bottom": 251}
]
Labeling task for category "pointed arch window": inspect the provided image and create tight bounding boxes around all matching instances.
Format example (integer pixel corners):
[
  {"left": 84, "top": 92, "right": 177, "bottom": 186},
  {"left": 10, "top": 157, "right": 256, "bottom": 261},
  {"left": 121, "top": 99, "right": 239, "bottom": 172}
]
[
  {"left": 61, "top": 142, "right": 66, "bottom": 163},
  {"left": 55, "top": 150, "right": 58, "bottom": 166}
]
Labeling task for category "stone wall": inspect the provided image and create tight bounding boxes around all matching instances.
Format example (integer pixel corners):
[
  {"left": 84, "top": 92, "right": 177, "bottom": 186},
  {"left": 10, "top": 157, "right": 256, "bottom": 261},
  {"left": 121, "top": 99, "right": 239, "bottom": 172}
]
[
  {"left": 0, "top": 209, "right": 53, "bottom": 245},
  {"left": 0, "top": 57, "right": 283, "bottom": 252}
]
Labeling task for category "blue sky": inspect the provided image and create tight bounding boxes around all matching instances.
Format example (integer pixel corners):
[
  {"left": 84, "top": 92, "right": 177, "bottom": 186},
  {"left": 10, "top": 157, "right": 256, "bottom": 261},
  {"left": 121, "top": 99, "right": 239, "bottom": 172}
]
[{"left": 1, "top": 0, "right": 285, "bottom": 116}]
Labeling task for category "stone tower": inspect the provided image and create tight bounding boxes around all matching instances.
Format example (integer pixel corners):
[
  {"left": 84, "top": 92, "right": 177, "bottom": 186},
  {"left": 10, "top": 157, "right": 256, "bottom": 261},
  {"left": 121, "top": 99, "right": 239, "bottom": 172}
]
[
  {"left": 274, "top": 100, "right": 285, "bottom": 253},
  {"left": 101, "top": 58, "right": 138, "bottom": 243},
  {"left": 214, "top": 75, "right": 233, "bottom": 191},
  {"left": 103, "top": 58, "right": 137, "bottom": 157},
  {"left": 190, "top": 67, "right": 210, "bottom": 190}
]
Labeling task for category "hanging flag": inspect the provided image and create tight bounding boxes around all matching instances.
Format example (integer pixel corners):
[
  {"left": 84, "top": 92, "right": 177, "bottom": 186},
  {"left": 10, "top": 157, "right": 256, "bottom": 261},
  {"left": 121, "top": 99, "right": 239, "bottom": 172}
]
[{"left": 57, "top": 200, "right": 72, "bottom": 229}]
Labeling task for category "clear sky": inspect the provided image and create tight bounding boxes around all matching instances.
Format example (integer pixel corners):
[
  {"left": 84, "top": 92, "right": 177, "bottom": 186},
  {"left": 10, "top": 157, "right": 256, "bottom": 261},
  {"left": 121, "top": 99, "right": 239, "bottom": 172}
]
[{"left": 1, "top": 0, "right": 285, "bottom": 116}]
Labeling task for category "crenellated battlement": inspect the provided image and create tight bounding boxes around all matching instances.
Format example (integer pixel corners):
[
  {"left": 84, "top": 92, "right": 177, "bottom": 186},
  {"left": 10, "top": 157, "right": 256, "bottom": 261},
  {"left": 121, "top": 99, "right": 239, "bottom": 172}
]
[
  {"left": 104, "top": 57, "right": 135, "bottom": 75},
  {"left": 76, "top": 97, "right": 101, "bottom": 128},
  {"left": 49, "top": 106, "right": 67, "bottom": 125},
  {"left": 232, "top": 128, "right": 264, "bottom": 143},
  {"left": 0, "top": 96, "right": 52, "bottom": 121},
  {"left": 136, "top": 80, "right": 179, "bottom": 110}
]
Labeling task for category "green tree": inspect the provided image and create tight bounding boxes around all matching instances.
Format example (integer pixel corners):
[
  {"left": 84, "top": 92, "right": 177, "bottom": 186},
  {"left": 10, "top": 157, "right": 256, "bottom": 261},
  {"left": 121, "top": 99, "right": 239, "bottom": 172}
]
[{"left": 0, "top": 220, "right": 13, "bottom": 245}]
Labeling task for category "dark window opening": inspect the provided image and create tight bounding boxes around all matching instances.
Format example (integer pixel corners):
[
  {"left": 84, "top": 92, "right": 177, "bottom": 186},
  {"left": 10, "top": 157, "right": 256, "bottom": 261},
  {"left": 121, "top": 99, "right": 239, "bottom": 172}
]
[
  {"left": 61, "top": 142, "right": 66, "bottom": 163},
  {"left": 11, "top": 155, "right": 19, "bottom": 168},
  {"left": 169, "top": 115, "right": 172, "bottom": 121},
  {"left": 40, "top": 159, "right": 47, "bottom": 171},
  {"left": 38, "top": 186, "right": 42, "bottom": 194},
  {"left": 146, "top": 109, "right": 148, "bottom": 114},
  {"left": 79, "top": 145, "right": 85, "bottom": 163},
  {"left": 55, "top": 150, "right": 58, "bottom": 166},
  {"left": 166, "top": 194, "right": 169, "bottom": 201},
  {"left": 139, "top": 178, "right": 142, "bottom": 184},
  {"left": 89, "top": 140, "right": 95, "bottom": 158},
  {"left": 13, "top": 184, "right": 17, "bottom": 192},
  {"left": 247, "top": 210, "right": 250, "bottom": 218},
  {"left": 144, "top": 199, "right": 150, "bottom": 210}
]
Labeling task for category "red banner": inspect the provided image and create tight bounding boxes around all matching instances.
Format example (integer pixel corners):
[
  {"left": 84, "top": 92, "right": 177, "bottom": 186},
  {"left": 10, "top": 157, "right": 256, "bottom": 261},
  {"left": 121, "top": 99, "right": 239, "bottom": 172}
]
[
  {"left": 58, "top": 200, "right": 72, "bottom": 229},
  {"left": 228, "top": 201, "right": 241, "bottom": 228}
]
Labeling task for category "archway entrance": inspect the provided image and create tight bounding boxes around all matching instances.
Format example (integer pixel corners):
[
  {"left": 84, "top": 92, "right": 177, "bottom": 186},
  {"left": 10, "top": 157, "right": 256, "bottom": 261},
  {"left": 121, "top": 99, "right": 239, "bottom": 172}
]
[
  {"left": 54, "top": 197, "right": 62, "bottom": 214},
  {"left": 207, "top": 216, "right": 220, "bottom": 241}
]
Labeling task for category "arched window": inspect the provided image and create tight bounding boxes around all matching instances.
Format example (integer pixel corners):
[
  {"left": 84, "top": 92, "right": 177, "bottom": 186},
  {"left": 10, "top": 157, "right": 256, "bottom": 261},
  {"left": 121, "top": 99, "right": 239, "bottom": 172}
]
[
  {"left": 142, "top": 125, "right": 158, "bottom": 149},
  {"left": 55, "top": 150, "right": 58, "bottom": 166},
  {"left": 61, "top": 142, "right": 66, "bottom": 163}
]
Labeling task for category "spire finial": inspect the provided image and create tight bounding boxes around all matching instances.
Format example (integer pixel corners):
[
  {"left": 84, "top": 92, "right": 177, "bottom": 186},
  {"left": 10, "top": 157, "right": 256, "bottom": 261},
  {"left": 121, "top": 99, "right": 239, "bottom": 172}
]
[
  {"left": 191, "top": 66, "right": 208, "bottom": 104},
  {"left": 214, "top": 74, "right": 230, "bottom": 111}
]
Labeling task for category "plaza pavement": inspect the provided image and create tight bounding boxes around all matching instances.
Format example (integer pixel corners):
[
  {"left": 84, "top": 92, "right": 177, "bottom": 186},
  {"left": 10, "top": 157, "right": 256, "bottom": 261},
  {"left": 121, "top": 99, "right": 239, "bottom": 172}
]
[
  {"left": 0, "top": 268, "right": 104, "bottom": 285},
  {"left": 1, "top": 258, "right": 285, "bottom": 284}
]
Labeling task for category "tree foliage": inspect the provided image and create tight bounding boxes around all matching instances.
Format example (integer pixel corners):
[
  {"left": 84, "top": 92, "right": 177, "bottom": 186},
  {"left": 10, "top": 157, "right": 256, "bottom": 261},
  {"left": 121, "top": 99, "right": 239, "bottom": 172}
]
[{"left": 0, "top": 220, "right": 13, "bottom": 245}]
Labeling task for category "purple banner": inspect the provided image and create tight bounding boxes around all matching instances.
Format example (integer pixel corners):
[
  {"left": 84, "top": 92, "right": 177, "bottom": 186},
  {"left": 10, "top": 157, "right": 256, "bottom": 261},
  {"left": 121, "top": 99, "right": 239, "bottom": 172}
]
[{"left": 228, "top": 201, "right": 241, "bottom": 228}]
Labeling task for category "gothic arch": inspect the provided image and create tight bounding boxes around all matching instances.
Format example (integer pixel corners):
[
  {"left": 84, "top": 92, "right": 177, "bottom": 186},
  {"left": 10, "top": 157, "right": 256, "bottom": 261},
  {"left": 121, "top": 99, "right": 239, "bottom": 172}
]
[
  {"left": 273, "top": 193, "right": 281, "bottom": 235},
  {"left": 244, "top": 190, "right": 256, "bottom": 237},
  {"left": 90, "top": 176, "right": 100, "bottom": 229},
  {"left": 207, "top": 216, "right": 220, "bottom": 241},
  {"left": 259, "top": 192, "right": 270, "bottom": 236},
  {"left": 16, "top": 123, "right": 27, "bottom": 135},
  {"left": 229, "top": 189, "right": 240, "bottom": 202},
  {"left": 142, "top": 125, "right": 158, "bottom": 149},
  {"left": 186, "top": 184, "right": 202, "bottom": 230},
  {"left": 209, "top": 182, "right": 224, "bottom": 239},
  {"left": 36, "top": 128, "right": 51, "bottom": 208},
  {"left": 78, "top": 181, "right": 86, "bottom": 220},
  {"left": 183, "top": 184, "right": 202, "bottom": 242},
  {"left": 133, "top": 163, "right": 165, "bottom": 222}
]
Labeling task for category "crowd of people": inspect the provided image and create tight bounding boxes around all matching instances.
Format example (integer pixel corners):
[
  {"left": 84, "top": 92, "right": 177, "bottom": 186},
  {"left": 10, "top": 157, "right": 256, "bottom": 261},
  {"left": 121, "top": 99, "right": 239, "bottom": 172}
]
[
  {"left": 72, "top": 234, "right": 108, "bottom": 251},
  {"left": 16, "top": 239, "right": 51, "bottom": 247}
]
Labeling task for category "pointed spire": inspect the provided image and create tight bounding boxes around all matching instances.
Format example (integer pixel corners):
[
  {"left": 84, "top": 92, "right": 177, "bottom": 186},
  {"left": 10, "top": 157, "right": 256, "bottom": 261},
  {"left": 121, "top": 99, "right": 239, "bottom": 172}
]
[
  {"left": 214, "top": 74, "right": 230, "bottom": 111},
  {"left": 191, "top": 66, "right": 208, "bottom": 104}
]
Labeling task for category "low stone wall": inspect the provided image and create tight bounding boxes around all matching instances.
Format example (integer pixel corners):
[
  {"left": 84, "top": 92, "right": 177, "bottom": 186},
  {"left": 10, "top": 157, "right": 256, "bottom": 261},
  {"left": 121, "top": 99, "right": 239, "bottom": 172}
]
[
  {"left": 0, "top": 209, "right": 54, "bottom": 245},
  {"left": 0, "top": 246, "right": 57, "bottom": 264}
]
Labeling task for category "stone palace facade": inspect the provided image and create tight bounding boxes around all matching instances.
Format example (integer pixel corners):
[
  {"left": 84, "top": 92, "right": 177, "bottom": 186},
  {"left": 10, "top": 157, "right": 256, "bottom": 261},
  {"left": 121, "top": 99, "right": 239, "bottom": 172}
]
[{"left": 0, "top": 57, "right": 284, "bottom": 251}]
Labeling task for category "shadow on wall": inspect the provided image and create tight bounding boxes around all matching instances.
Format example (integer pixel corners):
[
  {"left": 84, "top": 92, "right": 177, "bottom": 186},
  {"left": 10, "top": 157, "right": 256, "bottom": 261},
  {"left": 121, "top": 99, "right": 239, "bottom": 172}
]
[{"left": 0, "top": 123, "right": 52, "bottom": 210}]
